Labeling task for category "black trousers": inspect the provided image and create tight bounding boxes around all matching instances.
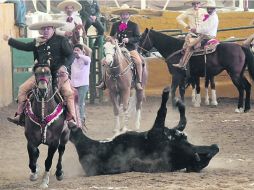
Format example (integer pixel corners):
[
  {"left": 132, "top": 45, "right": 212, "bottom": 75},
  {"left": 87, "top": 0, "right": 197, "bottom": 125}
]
[{"left": 84, "top": 18, "right": 104, "bottom": 35}]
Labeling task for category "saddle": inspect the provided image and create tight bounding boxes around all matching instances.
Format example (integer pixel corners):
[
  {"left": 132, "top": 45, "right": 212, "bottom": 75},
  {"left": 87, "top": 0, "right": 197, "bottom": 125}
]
[
  {"left": 120, "top": 47, "right": 146, "bottom": 88},
  {"left": 192, "top": 39, "right": 220, "bottom": 56}
]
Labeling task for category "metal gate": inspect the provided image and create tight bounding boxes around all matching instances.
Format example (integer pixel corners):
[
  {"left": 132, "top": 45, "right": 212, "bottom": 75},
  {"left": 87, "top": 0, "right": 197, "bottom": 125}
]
[{"left": 12, "top": 38, "right": 34, "bottom": 100}]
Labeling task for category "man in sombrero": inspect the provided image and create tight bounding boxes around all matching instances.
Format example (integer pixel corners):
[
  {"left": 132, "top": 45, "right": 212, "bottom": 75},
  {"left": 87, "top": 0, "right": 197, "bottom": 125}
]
[
  {"left": 56, "top": 0, "right": 83, "bottom": 45},
  {"left": 3, "top": 16, "right": 78, "bottom": 128},
  {"left": 96, "top": 4, "right": 143, "bottom": 90},
  {"left": 173, "top": 0, "right": 220, "bottom": 69}
]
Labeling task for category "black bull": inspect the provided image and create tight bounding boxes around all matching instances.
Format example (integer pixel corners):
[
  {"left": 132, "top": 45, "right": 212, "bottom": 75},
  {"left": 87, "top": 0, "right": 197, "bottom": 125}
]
[{"left": 69, "top": 87, "right": 219, "bottom": 176}]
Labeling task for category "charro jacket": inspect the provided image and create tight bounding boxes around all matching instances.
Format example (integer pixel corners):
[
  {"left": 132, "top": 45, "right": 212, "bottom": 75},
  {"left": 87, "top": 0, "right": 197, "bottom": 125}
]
[
  {"left": 8, "top": 33, "right": 73, "bottom": 77},
  {"left": 110, "top": 21, "right": 140, "bottom": 51}
]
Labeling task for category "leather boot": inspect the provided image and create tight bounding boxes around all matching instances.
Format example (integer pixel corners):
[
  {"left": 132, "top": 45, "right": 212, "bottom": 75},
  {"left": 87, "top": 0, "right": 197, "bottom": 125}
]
[
  {"left": 7, "top": 101, "right": 25, "bottom": 126},
  {"left": 66, "top": 96, "right": 77, "bottom": 128},
  {"left": 136, "top": 63, "right": 143, "bottom": 90},
  {"left": 173, "top": 48, "right": 192, "bottom": 69}
]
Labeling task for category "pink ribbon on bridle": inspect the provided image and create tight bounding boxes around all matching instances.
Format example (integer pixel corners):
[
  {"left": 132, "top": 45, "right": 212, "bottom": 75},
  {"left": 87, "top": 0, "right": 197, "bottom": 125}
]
[
  {"left": 203, "top": 14, "right": 210, "bottom": 21},
  {"left": 119, "top": 23, "right": 128, "bottom": 32}
]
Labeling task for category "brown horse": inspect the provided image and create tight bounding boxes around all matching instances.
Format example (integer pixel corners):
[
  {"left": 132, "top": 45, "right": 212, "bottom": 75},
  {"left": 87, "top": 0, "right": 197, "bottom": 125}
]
[
  {"left": 139, "top": 29, "right": 254, "bottom": 113},
  {"left": 71, "top": 23, "right": 87, "bottom": 45},
  {"left": 103, "top": 38, "right": 148, "bottom": 134},
  {"left": 23, "top": 63, "right": 69, "bottom": 188}
]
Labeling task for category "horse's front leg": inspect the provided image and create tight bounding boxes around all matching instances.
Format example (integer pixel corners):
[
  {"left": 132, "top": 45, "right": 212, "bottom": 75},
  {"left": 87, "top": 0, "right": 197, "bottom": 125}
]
[
  {"left": 55, "top": 128, "right": 69, "bottom": 181},
  {"left": 171, "top": 75, "right": 180, "bottom": 108},
  {"left": 121, "top": 89, "right": 131, "bottom": 132},
  {"left": 179, "top": 77, "right": 186, "bottom": 102},
  {"left": 110, "top": 93, "right": 120, "bottom": 133},
  {"left": 135, "top": 90, "right": 143, "bottom": 131},
  {"left": 27, "top": 142, "right": 40, "bottom": 181},
  {"left": 40, "top": 143, "right": 59, "bottom": 188}
]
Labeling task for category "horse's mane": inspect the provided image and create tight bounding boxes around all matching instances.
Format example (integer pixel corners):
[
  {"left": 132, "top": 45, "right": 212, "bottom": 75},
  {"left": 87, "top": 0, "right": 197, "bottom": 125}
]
[
  {"left": 106, "top": 36, "right": 130, "bottom": 66},
  {"left": 149, "top": 29, "right": 184, "bottom": 55}
]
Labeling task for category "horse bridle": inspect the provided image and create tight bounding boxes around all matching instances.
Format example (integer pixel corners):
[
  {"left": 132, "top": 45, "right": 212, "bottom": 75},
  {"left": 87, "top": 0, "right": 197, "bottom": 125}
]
[
  {"left": 104, "top": 43, "right": 132, "bottom": 80},
  {"left": 138, "top": 29, "right": 153, "bottom": 54}
]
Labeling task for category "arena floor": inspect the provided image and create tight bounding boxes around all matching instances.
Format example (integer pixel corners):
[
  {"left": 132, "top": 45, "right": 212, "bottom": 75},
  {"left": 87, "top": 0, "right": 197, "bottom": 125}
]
[{"left": 1, "top": 95, "right": 254, "bottom": 190}]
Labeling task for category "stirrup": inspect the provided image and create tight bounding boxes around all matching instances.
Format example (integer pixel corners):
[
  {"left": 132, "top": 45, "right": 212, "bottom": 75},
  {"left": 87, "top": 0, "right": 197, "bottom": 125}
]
[{"left": 136, "top": 82, "right": 143, "bottom": 90}]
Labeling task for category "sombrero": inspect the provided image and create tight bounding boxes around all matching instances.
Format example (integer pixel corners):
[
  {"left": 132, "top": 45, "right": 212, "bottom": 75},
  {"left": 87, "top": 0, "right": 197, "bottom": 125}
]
[
  {"left": 201, "top": 0, "right": 223, "bottom": 8},
  {"left": 57, "top": 0, "right": 82, "bottom": 12},
  {"left": 111, "top": 4, "right": 139, "bottom": 15},
  {"left": 28, "top": 16, "right": 65, "bottom": 30},
  {"left": 184, "top": 0, "right": 203, "bottom": 5}
]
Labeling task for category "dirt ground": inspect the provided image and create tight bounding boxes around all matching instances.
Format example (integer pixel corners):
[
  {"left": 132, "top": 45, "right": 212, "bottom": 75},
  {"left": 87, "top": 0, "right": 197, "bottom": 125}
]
[{"left": 0, "top": 95, "right": 254, "bottom": 190}]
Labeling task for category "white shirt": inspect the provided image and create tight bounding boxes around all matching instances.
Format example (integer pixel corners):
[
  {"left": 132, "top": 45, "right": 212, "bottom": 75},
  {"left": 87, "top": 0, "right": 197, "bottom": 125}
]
[
  {"left": 71, "top": 54, "right": 91, "bottom": 87},
  {"left": 56, "top": 13, "right": 83, "bottom": 36},
  {"left": 176, "top": 8, "right": 207, "bottom": 29},
  {"left": 196, "top": 12, "right": 219, "bottom": 38}
]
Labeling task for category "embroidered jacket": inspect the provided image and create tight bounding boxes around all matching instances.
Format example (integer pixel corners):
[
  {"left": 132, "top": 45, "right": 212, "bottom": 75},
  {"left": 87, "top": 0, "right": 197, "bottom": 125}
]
[
  {"left": 110, "top": 21, "right": 140, "bottom": 51},
  {"left": 8, "top": 34, "right": 73, "bottom": 77}
]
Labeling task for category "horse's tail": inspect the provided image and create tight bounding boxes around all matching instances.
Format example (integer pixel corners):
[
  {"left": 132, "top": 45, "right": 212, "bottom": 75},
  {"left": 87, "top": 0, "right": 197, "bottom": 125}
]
[{"left": 242, "top": 46, "right": 254, "bottom": 80}]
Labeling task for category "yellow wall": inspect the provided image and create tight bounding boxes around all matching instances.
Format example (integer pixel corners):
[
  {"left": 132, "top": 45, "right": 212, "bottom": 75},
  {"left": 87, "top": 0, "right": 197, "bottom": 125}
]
[{"left": 0, "top": 3, "right": 17, "bottom": 107}]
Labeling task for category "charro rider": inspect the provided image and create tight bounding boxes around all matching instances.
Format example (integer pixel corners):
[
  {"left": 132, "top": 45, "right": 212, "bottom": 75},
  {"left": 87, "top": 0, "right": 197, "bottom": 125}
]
[
  {"left": 4, "top": 16, "right": 77, "bottom": 128},
  {"left": 96, "top": 4, "right": 143, "bottom": 90},
  {"left": 173, "top": 0, "right": 219, "bottom": 69},
  {"left": 56, "top": 0, "right": 83, "bottom": 45}
]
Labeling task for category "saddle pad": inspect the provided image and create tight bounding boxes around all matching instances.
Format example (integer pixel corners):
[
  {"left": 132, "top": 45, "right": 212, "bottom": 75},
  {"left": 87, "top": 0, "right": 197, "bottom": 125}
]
[{"left": 192, "top": 40, "right": 220, "bottom": 56}]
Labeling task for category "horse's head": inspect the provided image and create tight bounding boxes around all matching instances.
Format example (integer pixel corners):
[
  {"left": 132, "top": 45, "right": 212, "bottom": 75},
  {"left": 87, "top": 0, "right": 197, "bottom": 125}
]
[
  {"left": 103, "top": 37, "right": 117, "bottom": 67},
  {"left": 33, "top": 60, "right": 52, "bottom": 99},
  {"left": 138, "top": 28, "right": 154, "bottom": 54}
]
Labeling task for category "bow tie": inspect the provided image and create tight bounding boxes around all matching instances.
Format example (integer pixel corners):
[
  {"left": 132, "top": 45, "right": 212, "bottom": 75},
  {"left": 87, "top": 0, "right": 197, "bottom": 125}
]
[
  {"left": 203, "top": 14, "right": 210, "bottom": 21},
  {"left": 66, "top": 16, "right": 73, "bottom": 23}
]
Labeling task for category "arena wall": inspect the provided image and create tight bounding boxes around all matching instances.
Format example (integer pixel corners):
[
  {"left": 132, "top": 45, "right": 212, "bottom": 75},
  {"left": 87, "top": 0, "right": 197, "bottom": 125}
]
[{"left": 0, "top": 3, "right": 18, "bottom": 107}]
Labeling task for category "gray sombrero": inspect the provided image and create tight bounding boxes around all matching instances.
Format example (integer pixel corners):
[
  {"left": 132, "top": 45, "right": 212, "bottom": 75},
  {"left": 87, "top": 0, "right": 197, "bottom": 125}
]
[
  {"left": 28, "top": 16, "right": 65, "bottom": 30},
  {"left": 57, "top": 0, "right": 82, "bottom": 12},
  {"left": 111, "top": 4, "right": 139, "bottom": 15}
]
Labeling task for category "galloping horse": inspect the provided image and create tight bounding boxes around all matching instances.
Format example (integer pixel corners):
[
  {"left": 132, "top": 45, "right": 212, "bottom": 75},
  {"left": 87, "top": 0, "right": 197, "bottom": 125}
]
[
  {"left": 23, "top": 63, "right": 69, "bottom": 188},
  {"left": 139, "top": 29, "right": 254, "bottom": 112},
  {"left": 103, "top": 38, "right": 148, "bottom": 133}
]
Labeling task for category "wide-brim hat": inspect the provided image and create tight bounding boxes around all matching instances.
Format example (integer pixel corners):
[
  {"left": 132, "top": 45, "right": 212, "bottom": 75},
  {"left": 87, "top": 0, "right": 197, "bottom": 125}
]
[
  {"left": 57, "top": 0, "right": 82, "bottom": 11},
  {"left": 28, "top": 16, "right": 65, "bottom": 30},
  {"left": 184, "top": 0, "right": 203, "bottom": 5},
  {"left": 111, "top": 4, "right": 139, "bottom": 15},
  {"left": 201, "top": 0, "right": 223, "bottom": 8}
]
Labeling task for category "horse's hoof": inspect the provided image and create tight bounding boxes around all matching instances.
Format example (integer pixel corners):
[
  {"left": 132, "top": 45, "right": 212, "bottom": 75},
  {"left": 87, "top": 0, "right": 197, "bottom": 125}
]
[
  {"left": 204, "top": 100, "right": 210, "bottom": 105},
  {"left": 193, "top": 103, "right": 200, "bottom": 107},
  {"left": 29, "top": 172, "right": 38, "bottom": 181},
  {"left": 40, "top": 183, "right": 48, "bottom": 189},
  {"left": 210, "top": 101, "right": 218, "bottom": 106},
  {"left": 235, "top": 108, "right": 244, "bottom": 113},
  {"left": 244, "top": 108, "right": 250, "bottom": 113},
  {"left": 56, "top": 171, "right": 64, "bottom": 181}
]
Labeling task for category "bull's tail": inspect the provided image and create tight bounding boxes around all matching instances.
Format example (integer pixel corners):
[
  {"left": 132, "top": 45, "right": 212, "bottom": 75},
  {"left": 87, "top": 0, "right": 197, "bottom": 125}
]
[
  {"left": 173, "top": 99, "right": 186, "bottom": 131},
  {"left": 242, "top": 46, "right": 254, "bottom": 80}
]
